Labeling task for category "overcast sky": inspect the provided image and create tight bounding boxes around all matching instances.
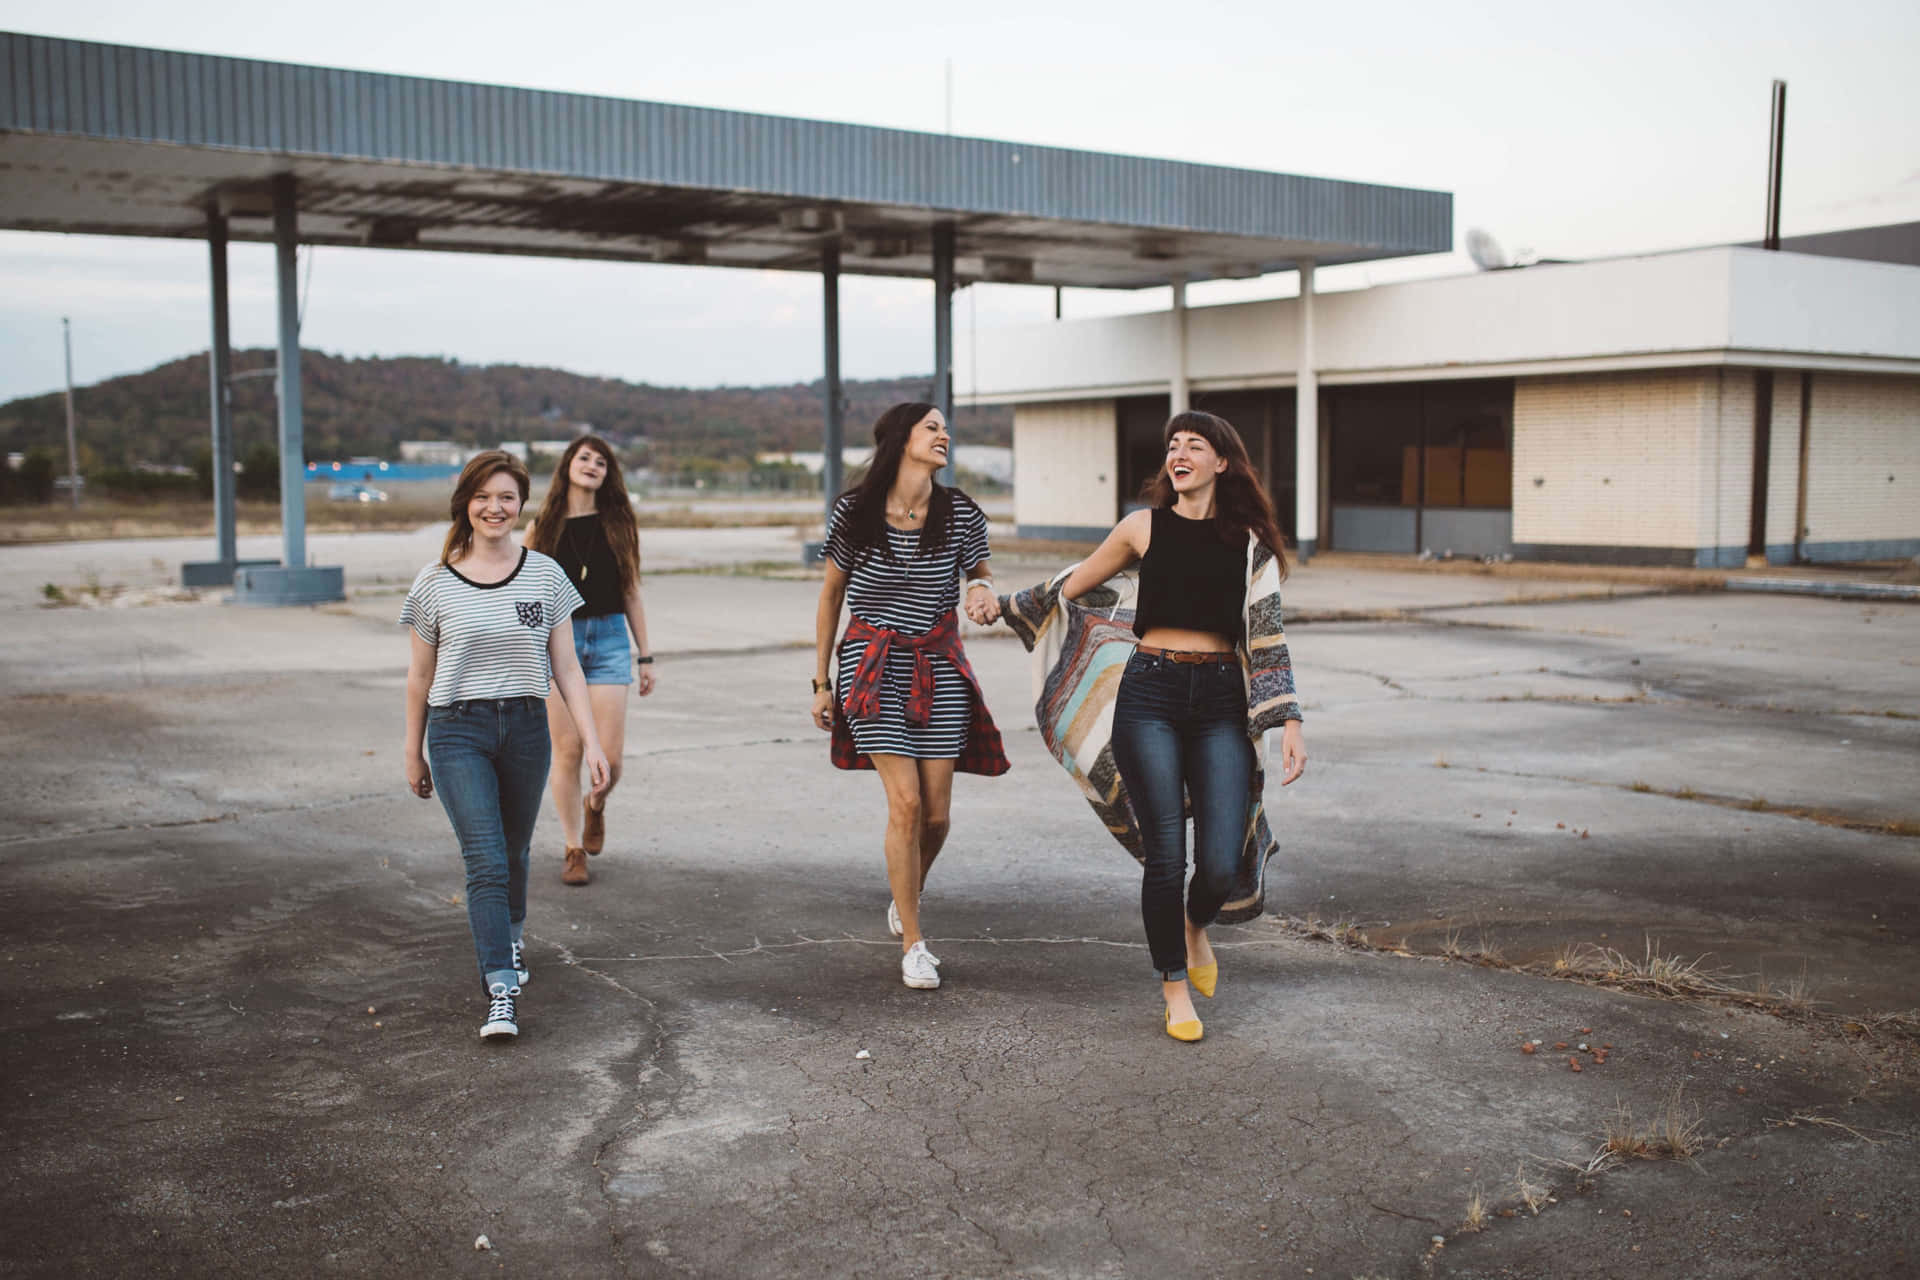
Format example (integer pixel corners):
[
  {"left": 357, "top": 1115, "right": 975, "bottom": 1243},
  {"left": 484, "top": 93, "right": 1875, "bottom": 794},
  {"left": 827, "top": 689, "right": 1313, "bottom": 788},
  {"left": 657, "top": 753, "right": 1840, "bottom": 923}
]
[{"left": 2, "top": 0, "right": 1917, "bottom": 407}]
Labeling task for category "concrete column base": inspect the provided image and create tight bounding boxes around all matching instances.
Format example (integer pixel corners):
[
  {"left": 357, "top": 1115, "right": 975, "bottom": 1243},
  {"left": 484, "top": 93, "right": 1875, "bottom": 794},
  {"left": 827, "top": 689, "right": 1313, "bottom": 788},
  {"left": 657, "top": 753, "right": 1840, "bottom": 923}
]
[
  {"left": 181, "top": 558, "right": 278, "bottom": 589},
  {"left": 231, "top": 565, "right": 345, "bottom": 605},
  {"left": 1295, "top": 538, "right": 1316, "bottom": 564}
]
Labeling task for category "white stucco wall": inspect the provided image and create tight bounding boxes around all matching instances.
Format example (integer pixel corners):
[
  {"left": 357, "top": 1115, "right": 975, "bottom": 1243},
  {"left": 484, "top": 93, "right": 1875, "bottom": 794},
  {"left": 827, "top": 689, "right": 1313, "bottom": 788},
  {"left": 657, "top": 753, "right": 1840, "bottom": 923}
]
[
  {"left": 968, "top": 248, "right": 1920, "bottom": 402},
  {"left": 1012, "top": 400, "right": 1118, "bottom": 534}
]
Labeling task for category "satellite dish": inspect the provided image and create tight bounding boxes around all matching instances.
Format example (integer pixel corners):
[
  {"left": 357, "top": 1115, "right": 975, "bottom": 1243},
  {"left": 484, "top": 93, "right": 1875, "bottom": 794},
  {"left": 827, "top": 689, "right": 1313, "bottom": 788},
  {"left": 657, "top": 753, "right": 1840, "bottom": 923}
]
[{"left": 1465, "top": 228, "right": 1509, "bottom": 271}]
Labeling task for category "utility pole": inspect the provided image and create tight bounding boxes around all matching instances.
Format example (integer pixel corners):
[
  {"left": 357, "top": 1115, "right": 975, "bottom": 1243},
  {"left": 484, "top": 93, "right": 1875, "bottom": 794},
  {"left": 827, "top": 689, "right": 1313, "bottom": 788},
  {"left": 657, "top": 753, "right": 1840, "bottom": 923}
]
[{"left": 62, "top": 317, "right": 79, "bottom": 508}]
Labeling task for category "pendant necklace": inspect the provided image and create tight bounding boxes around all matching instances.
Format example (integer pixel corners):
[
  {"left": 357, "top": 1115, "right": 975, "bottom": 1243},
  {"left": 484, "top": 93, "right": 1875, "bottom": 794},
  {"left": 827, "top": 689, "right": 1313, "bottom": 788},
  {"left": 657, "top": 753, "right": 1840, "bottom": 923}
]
[{"left": 565, "top": 516, "right": 592, "bottom": 582}]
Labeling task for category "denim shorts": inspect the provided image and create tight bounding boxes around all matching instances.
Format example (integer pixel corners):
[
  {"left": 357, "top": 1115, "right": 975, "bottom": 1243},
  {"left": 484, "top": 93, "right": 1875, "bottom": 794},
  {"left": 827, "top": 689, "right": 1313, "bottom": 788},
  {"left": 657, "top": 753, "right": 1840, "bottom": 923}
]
[{"left": 571, "top": 612, "right": 632, "bottom": 685}]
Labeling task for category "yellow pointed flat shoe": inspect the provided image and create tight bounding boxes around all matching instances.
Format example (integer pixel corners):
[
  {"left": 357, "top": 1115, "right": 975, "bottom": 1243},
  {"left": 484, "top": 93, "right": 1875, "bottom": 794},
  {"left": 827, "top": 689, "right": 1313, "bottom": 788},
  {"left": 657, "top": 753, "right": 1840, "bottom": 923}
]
[
  {"left": 1188, "top": 962, "right": 1218, "bottom": 999},
  {"left": 1164, "top": 1006, "right": 1204, "bottom": 1043}
]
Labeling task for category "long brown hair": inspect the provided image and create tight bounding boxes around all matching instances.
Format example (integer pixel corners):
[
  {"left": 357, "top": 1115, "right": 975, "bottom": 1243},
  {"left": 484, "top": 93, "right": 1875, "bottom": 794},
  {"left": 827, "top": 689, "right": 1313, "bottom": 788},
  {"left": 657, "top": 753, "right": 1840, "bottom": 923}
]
[
  {"left": 526, "top": 435, "right": 641, "bottom": 593},
  {"left": 834, "top": 402, "right": 978, "bottom": 566},
  {"left": 441, "top": 450, "right": 531, "bottom": 566},
  {"left": 1140, "top": 410, "right": 1289, "bottom": 578}
]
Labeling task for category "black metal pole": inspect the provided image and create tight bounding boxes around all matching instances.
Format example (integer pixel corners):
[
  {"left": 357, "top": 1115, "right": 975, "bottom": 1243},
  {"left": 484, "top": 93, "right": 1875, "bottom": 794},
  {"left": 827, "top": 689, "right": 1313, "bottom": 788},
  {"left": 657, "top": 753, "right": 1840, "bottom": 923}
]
[
  {"left": 821, "top": 241, "right": 844, "bottom": 528},
  {"left": 208, "top": 206, "right": 237, "bottom": 568},
  {"left": 932, "top": 222, "right": 955, "bottom": 487},
  {"left": 1765, "top": 80, "right": 1786, "bottom": 251}
]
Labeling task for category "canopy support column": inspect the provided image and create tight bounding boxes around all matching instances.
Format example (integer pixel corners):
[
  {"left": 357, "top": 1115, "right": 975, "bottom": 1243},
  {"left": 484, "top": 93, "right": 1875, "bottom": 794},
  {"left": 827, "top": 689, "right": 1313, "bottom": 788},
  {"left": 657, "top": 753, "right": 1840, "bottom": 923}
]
[
  {"left": 933, "top": 222, "right": 956, "bottom": 487},
  {"left": 1294, "top": 259, "right": 1318, "bottom": 562},
  {"left": 232, "top": 174, "right": 343, "bottom": 604}
]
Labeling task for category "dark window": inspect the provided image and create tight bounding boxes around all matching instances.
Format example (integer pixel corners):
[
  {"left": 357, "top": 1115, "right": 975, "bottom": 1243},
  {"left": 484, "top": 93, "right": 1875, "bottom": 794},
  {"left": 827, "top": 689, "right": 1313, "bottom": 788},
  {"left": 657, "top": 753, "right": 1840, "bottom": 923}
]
[
  {"left": 1119, "top": 391, "right": 1299, "bottom": 534},
  {"left": 1331, "top": 386, "right": 1422, "bottom": 505},
  {"left": 1117, "top": 394, "right": 1171, "bottom": 510},
  {"left": 1331, "top": 380, "right": 1512, "bottom": 510}
]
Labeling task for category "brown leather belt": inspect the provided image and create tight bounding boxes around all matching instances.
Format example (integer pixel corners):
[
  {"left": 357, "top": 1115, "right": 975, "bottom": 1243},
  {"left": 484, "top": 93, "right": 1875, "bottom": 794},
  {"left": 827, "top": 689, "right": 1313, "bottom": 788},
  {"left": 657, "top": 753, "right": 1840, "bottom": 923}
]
[{"left": 1135, "top": 644, "right": 1237, "bottom": 665}]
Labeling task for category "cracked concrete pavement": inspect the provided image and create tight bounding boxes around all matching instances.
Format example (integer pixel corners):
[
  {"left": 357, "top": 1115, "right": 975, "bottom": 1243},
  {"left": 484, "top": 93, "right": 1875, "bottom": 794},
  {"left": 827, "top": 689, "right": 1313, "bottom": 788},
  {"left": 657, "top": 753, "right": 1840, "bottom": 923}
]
[{"left": 2, "top": 535, "right": 1915, "bottom": 1278}]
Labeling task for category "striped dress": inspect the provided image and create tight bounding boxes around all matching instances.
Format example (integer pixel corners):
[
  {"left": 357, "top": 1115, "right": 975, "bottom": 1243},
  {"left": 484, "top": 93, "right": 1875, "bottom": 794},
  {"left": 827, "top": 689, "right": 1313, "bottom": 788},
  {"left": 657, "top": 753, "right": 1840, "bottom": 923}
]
[
  {"left": 399, "top": 548, "right": 585, "bottom": 705},
  {"left": 826, "top": 492, "right": 991, "bottom": 759}
]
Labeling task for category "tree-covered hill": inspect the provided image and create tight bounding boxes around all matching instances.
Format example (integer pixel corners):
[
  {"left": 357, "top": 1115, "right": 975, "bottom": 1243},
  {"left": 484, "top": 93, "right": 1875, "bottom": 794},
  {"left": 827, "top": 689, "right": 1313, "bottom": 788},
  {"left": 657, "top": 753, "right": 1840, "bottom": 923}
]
[{"left": 0, "top": 350, "right": 1012, "bottom": 469}]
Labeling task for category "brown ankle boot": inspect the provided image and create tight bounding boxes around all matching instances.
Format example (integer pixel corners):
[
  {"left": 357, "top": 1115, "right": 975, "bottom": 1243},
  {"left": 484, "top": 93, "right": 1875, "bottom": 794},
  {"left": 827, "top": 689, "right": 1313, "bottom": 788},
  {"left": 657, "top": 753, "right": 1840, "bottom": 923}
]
[
  {"left": 582, "top": 800, "right": 605, "bottom": 855},
  {"left": 561, "top": 847, "right": 590, "bottom": 886}
]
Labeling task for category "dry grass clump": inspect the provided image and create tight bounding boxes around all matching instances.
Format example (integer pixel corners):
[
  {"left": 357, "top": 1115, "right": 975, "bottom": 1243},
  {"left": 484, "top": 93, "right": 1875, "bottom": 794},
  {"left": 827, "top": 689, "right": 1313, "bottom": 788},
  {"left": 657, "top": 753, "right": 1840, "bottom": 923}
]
[
  {"left": 1461, "top": 1187, "right": 1488, "bottom": 1232},
  {"left": 1514, "top": 1164, "right": 1550, "bottom": 1215},
  {"left": 1286, "top": 914, "right": 1371, "bottom": 947},
  {"left": 1599, "top": 1090, "right": 1705, "bottom": 1167},
  {"left": 1550, "top": 937, "right": 1739, "bottom": 1000}
]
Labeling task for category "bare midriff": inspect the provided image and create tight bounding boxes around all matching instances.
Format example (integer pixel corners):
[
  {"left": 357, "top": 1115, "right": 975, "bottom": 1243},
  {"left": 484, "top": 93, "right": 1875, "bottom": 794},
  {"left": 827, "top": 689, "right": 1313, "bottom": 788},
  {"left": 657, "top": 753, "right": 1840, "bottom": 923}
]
[{"left": 1137, "top": 626, "right": 1235, "bottom": 654}]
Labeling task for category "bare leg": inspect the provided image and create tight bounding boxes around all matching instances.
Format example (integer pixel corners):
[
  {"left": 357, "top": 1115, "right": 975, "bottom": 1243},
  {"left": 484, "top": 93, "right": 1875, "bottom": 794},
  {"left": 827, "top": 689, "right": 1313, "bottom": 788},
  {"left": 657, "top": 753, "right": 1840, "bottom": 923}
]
[
  {"left": 545, "top": 689, "right": 584, "bottom": 850},
  {"left": 585, "top": 683, "right": 629, "bottom": 809},
  {"left": 1162, "top": 976, "right": 1198, "bottom": 1024},
  {"left": 869, "top": 754, "right": 926, "bottom": 953},
  {"left": 913, "top": 758, "right": 955, "bottom": 890}
]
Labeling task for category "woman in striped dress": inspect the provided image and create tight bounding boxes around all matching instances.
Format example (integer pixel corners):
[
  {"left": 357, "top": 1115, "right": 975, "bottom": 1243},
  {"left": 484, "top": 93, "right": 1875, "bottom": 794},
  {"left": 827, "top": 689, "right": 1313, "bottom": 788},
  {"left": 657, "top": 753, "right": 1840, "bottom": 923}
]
[
  {"left": 401, "top": 450, "right": 611, "bottom": 1041},
  {"left": 811, "top": 402, "right": 1010, "bottom": 990}
]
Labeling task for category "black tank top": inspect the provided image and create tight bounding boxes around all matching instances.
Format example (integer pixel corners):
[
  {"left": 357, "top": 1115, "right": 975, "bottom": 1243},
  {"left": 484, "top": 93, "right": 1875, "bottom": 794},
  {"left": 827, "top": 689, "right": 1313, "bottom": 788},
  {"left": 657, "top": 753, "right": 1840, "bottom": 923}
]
[
  {"left": 1132, "top": 507, "right": 1245, "bottom": 642},
  {"left": 551, "top": 514, "right": 627, "bottom": 617}
]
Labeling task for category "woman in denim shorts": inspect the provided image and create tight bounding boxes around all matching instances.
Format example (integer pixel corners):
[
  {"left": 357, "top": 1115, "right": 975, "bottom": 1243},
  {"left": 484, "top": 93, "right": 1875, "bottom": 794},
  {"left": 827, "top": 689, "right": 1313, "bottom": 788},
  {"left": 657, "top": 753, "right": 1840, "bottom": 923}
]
[
  {"left": 401, "top": 450, "right": 611, "bottom": 1040},
  {"left": 1058, "top": 412, "right": 1308, "bottom": 1043},
  {"left": 526, "top": 435, "right": 655, "bottom": 887}
]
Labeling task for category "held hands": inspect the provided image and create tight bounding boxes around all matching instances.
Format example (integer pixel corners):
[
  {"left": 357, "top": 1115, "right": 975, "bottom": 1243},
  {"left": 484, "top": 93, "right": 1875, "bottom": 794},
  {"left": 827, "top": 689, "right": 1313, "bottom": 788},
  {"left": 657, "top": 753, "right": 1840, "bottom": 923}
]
[
  {"left": 963, "top": 581, "right": 1001, "bottom": 626},
  {"left": 405, "top": 751, "right": 433, "bottom": 799},
  {"left": 584, "top": 745, "right": 613, "bottom": 799},
  {"left": 1278, "top": 721, "right": 1308, "bottom": 786}
]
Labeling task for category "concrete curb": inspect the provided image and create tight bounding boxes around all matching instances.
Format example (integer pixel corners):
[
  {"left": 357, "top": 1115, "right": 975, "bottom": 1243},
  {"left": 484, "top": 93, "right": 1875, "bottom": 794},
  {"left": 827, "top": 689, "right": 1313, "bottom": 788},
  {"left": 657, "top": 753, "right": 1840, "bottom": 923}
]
[{"left": 1727, "top": 577, "right": 1920, "bottom": 603}]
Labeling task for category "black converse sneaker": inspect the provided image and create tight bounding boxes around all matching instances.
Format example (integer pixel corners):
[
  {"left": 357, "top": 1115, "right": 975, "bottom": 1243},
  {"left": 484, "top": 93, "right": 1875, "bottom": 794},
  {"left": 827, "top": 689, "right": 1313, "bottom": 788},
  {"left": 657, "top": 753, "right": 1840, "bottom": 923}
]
[
  {"left": 480, "top": 982, "right": 520, "bottom": 1040},
  {"left": 511, "top": 939, "right": 530, "bottom": 986}
]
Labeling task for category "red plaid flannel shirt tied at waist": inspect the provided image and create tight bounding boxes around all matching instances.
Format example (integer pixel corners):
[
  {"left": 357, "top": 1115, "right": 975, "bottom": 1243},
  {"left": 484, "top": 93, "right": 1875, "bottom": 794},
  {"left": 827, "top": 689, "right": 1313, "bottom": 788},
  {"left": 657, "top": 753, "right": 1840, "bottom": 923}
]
[{"left": 830, "top": 609, "right": 1011, "bottom": 776}]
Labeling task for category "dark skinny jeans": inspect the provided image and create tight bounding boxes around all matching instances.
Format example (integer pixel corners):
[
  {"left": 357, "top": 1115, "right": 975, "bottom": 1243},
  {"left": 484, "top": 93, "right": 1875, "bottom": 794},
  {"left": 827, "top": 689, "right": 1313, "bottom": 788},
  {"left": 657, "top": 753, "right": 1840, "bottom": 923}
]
[
  {"left": 426, "top": 696, "right": 551, "bottom": 991},
  {"left": 1109, "top": 649, "right": 1254, "bottom": 981}
]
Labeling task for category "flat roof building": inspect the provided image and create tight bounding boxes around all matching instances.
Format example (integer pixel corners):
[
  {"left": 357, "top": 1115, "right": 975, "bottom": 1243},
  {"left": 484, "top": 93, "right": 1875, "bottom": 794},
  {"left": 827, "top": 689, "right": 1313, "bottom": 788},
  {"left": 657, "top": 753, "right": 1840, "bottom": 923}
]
[{"left": 968, "top": 231, "right": 1920, "bottom": 566}]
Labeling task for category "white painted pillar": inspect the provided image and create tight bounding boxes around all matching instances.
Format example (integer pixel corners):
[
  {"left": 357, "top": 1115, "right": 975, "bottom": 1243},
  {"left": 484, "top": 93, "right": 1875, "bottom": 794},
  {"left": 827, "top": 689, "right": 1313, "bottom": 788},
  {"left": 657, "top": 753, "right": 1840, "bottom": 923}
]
[
  {"left": 1294, "top": 259, "right": 1318, "bottom": 560},
  {"left": 1170, "top": 277, "right": 1190, "bottom": 415}
]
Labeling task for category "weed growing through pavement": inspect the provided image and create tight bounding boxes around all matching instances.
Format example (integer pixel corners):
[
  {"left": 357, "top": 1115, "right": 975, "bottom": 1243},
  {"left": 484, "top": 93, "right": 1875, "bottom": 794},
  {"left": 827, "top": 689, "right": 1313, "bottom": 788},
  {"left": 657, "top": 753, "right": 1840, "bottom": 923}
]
[
  {"left": 1597, "top": 1089, "right": 1705, "bottom": 1167},
  {"left": 1514, "top": 1164, "right": 1550, "bottom": 1216}
]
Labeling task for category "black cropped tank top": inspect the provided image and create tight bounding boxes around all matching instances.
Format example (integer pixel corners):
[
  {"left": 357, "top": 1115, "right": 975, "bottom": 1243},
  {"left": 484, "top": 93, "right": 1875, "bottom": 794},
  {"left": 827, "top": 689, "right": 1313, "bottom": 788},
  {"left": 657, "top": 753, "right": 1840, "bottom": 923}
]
[{"left": 1132, "top": 507, "right": 1245, "bottom": 642}]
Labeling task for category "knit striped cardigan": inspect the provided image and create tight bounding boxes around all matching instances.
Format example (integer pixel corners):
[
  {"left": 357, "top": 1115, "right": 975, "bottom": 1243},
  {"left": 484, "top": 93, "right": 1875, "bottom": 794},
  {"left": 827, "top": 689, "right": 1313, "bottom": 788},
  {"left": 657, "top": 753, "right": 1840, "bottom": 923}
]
[{"left": 998, "top": 534, "right": 1301, "bottom": 924}]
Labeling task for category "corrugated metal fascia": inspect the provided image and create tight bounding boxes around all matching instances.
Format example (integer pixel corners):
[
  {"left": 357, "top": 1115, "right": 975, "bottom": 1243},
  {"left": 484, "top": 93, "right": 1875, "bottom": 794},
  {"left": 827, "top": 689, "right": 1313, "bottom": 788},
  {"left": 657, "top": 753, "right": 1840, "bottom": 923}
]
[{"left": 0, "top": 31, "right": 1452, "bottom": 252}]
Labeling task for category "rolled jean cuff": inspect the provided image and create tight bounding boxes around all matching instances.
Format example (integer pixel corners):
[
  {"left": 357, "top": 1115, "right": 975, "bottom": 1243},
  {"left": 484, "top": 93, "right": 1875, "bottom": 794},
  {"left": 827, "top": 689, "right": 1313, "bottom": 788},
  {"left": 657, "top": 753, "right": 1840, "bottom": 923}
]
[{"left": 1158, "top": 967, "right": 1188, "bottom": 983}]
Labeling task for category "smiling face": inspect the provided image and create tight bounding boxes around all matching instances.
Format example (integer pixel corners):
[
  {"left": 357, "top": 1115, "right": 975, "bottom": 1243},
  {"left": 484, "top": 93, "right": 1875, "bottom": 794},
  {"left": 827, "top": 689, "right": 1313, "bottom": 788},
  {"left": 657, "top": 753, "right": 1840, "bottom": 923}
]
[
  {"left": 902, "top": 410, "right": 950, "bottom": 471},
  {"left": 567, "top": 444, "right": 610, "bottom": 493},
  {"left": 467, "top": 470, "right": 524, "bottom": 542},
  {"left": 1165, "top": 430, "right": 1228, "bottom": 496}
]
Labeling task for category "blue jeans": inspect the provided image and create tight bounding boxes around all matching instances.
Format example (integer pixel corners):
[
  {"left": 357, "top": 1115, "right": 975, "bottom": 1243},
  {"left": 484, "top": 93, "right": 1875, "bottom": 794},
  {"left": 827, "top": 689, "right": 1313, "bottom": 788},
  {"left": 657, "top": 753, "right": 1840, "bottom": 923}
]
[
  {"left": 426, "top": 696, "right": 552, "bottom": 990},
  {"left": 1109, "top": 650, "right": 1254, "bottom": 980},
  {"left": 571, "top": 612, "right": 633, "bottom": 685}
]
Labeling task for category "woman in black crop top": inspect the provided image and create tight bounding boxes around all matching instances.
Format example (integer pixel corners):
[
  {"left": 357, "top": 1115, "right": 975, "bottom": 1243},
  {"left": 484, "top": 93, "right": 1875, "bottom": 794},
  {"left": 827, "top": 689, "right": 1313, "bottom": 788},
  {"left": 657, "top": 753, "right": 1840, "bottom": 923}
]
[
  {"left": 525, "top": 435, "right": 655, "bottom": 888},
  {"left": 1060, "top": 411, "right": 1308, "bottom": 1043}
]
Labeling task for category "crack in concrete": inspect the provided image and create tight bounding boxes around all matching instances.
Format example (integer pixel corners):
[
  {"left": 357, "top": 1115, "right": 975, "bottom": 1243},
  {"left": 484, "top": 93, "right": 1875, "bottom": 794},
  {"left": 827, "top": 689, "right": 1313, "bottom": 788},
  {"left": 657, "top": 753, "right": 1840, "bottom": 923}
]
[{"left": 0, "top": 788, "right": 397, "bottom": 848}]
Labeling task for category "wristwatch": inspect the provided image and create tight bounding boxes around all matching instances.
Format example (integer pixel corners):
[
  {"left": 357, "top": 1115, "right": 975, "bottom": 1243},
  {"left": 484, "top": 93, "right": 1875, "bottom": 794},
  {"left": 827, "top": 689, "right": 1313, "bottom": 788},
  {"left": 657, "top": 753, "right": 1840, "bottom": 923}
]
[{"left": 811, "top": 677, "right": 832, "bottom": 694}]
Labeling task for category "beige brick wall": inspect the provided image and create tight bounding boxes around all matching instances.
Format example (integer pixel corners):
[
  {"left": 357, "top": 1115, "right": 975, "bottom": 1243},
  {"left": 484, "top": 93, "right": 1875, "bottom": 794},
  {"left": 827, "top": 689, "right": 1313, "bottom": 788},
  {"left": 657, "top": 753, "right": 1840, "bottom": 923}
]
[
  {"left": 1514, "top": 370, "right": 1738, "bottom": 550},
  {"left": 1013, "top": 400, "right": 1118, "bottom": 532},
  {"left": 1764, "top": 372, "right": 1805, "bottom": 550},
  {"left": 1802, "top": 374, "right": 1920, "bottom": 548},
  {"left": 1699, "top": 369, "right": 1755, "bottom": 557}
]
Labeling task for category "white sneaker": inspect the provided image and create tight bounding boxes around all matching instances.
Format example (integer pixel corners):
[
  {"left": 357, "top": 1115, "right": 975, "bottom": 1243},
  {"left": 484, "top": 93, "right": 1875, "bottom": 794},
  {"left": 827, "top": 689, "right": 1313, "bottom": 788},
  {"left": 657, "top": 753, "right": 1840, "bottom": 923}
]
[
  {"left": 887, "top": 899, "right": 903, "bottom": 938},
  {"left": 480, "top": 982, "right": 521, "bottom": 1040},
  {"left": 901, "top": 940, "right": 941, "bottom": 990},
  {"left": 511, "top": 939, "right": 530, "bottom": 986}
]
